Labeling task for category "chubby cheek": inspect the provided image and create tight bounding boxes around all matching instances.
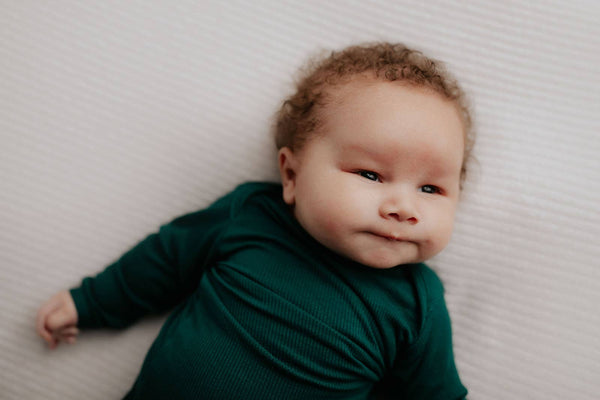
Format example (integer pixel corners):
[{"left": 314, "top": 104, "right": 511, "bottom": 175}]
[
  {"left": 312, "top": 197, "right": 348, "bottom": 237},
  {"left": 294, "top": 186, "right": 339, "bottom": 237},
  {"left": 297, "top": 189, "right": 357, "bottom": 247},
  {"left": 424, "top": 212, "right": 456, "bottom": 257}
]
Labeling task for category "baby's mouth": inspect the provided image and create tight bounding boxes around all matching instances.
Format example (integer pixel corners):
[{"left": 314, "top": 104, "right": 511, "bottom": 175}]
[{"left": 369, "top": 232, "right": 409, "bottom": 242}]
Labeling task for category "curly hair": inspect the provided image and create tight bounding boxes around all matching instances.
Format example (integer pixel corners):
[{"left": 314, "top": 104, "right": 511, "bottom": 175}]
[{"left": 274, "top": 42, "right": 474, "bottom": 181}]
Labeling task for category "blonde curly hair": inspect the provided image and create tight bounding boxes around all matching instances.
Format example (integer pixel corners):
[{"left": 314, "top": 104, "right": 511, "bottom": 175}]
[{"left": 274, "top": 42, "right": 474, "bottom": 181}]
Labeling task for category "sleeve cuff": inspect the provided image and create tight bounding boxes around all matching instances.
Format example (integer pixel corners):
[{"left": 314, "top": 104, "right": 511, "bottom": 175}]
[{"left": 70, "top": 284, "right": 93, "bottom": 328}]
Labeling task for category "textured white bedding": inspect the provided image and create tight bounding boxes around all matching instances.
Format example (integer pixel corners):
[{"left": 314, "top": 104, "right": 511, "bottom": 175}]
[{"left": 1, "top": 1, "right": 599, "bottom": 399}]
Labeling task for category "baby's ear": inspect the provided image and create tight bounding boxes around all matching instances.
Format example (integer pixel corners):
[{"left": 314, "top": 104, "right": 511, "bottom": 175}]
[{"left": 278, "top": 147, "right": 298, "bottom": 205}]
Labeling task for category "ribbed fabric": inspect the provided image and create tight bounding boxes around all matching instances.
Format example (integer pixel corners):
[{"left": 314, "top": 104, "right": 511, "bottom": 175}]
[
  {"left": 2, "top": 2, "right": 599, "bottom": 400},
  {"left": 70, "top": 183, "right": 466, "bottom": 399}
]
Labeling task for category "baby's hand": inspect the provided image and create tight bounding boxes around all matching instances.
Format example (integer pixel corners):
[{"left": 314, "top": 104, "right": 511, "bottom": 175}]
[{"left": 36, "top": 290, "right": 79, "bottom": 349}]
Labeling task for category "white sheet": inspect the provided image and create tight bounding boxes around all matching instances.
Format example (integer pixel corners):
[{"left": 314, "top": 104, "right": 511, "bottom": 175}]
[{"left": 2, "top": 1, "right": 599, "bottom": 398}]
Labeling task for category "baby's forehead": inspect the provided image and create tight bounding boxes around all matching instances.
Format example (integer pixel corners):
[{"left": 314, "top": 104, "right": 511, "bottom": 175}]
[
  {"left": 315, "top": 78, "right": 465, "bottom": 161},
  {"left": 323, "top": 75, "right": 385, "bottom": 103},
  {"left": 318, "top": 78, "right": 466, "bottom": 144}
]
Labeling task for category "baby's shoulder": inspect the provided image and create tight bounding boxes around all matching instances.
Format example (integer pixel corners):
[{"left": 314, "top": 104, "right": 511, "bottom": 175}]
[
  {"left": 409, "top": 263, "right": 446, "bottom": 304},
  {"left": 225, "top": 181, "right": 283, "bottom": 216},
  {"left": 230, "top": 181, "right": 281, "bottom": 203},
  {"left": 171, "top": 181, "right": 281, "bottom": 224}
]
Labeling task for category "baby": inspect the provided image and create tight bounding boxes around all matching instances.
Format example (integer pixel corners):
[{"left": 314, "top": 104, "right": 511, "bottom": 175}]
[{"left": 37, "top": 42, "right": 473, "bottom": 399}]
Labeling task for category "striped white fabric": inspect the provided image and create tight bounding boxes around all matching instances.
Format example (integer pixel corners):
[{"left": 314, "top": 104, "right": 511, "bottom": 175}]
[{"left": 1, "top": 1, "right": 599, "bottom": 399}]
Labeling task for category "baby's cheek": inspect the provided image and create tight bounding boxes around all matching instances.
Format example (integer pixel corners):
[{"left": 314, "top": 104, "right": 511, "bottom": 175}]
[
  {"left": 322, "top": 214, "right": 343, "bottom": 237},
  {"left": 430, "top": 218, "right": 455, "bottom": 254},
  {"left": 301, "top": 200, "right": 341, "bottom": 240}
]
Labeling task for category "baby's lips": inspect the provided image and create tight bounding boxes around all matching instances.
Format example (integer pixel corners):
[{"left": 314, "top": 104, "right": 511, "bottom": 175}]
[{"left": 370, "top": 231, "right": 410, "bottom": 242}]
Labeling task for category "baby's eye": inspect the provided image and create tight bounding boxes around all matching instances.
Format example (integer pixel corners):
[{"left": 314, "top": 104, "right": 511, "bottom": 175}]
[
  {"left": 357, "top": 170, "right": 380, "bottom": 182},
  {"left": 421, "top": 185, "right": 441, "bottom": 194}
]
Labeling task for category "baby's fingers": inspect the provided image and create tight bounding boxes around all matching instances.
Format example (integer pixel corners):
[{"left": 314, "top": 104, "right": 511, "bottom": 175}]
[
  {"left": 58, "top": 326, "right": 79, "bottom": 337},
  {"left": 36, "top": 291, "right": 78, "bottom": 348},
  {"left": 55, "top": 326, "right": 79, "bottom": 340},
  {"left": 36, "top": 299, "right": 60, "bottom": 345},
  {"left": 54, "top": 326, "right": 79, "bottom": 345},
  {"left": 46, "top": 306, "right": 77, "bottom": 332}
]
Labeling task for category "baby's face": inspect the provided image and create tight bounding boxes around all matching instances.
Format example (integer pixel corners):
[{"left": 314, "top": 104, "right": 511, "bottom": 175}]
[{"left": 279, "top": 79, "right": 465, "bottom": 269}]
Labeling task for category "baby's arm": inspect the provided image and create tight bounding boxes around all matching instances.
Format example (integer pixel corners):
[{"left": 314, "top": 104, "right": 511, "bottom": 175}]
[
  {"left": 34, "top": 186, "right": 239, "bottom": 345},
  {"left": 36, "top": 290, "right": 79, "bottom": 349}
]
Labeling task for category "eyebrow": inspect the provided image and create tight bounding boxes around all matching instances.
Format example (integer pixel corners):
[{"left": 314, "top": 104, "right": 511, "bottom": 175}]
[
  {"left": 338, "top": 142, "right": 404, "bottom": 166},
  {"left": 340, "top": 143, "right": 385, "bottom": 158}
]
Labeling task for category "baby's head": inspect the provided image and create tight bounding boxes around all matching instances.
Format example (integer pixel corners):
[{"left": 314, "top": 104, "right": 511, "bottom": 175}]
[{"left": 274, "top": 42, "right": 474, "bottom": 269}]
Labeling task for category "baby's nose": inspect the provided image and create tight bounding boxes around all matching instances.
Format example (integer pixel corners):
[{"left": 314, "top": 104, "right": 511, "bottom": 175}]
[{"left": 380, "top": 195, "right": 418, "bottom": 224}]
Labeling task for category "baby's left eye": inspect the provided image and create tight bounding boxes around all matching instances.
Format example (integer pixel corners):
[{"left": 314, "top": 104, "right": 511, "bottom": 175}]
[
  {"left": 421, "top": 185, "right": 441, "bottom": 194},
  {"left": 357, "top": 170, "right": 381, "bottom": 182}
]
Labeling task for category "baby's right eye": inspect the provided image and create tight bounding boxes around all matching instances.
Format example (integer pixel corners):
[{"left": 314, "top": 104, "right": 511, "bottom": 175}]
[{"left": 357, "top": 170, "right": 380, "bottom": 182}]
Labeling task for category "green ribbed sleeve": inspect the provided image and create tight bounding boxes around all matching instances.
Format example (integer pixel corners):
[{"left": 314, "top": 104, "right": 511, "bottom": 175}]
[{"left": 70, "top": 189, "right": 235, "bottom": 329}]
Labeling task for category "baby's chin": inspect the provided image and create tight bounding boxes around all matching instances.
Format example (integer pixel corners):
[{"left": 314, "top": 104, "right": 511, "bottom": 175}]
[
  {"left": 348, "top": 244, "right": 427, "bottom": 269},
  {"left": 361, "top": 259, "right": 420, "bottom": 270},
  {"left": 318, "top": 234, "right": 429, "bottom": 269},
  {"left": 349, "top": 252, "right": 424, "bottom": 269}
]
